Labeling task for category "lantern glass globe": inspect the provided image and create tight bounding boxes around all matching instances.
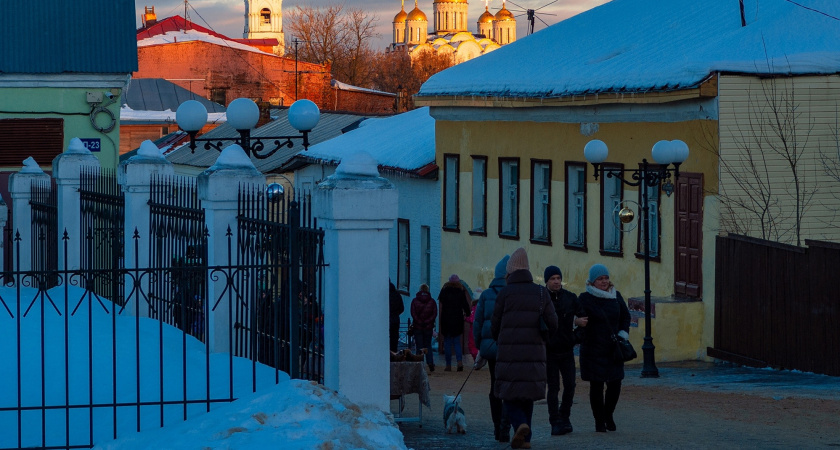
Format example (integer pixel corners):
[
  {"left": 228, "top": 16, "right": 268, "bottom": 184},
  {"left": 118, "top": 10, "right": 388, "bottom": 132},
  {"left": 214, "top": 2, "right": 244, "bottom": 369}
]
[
  {"left": 175, "top": 100, "right": 208, "bottom": 133},
  {"left": 584, "top": 140, "right": 609, "bottom": 163},
  {"left": 288, "top": 99, "right": 321, "bottom": 132},
  {"left": 227, "top": 98, "right": 260, "bottom": 131}
]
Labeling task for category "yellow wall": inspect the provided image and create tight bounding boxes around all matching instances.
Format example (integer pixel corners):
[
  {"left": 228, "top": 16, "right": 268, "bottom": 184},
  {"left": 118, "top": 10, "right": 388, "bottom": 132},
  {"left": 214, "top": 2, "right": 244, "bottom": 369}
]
[{"left": 436, "top": 118, "right": 720, "bottom": 361}]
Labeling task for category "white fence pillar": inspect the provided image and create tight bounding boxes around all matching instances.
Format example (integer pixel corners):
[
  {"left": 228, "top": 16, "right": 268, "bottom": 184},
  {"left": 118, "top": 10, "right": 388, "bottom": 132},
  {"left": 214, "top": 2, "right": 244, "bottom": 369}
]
[
  {"left": 118, "top": 141, "right": 174, "bottom": 317},
  {"left": 314, "top": 152, "right": 397, "bottom": 412},
  {"left": 8, "top": 158, "right": 51, "bottom": 272},
  {"left": 53, "top": 138, "right": 100, "bottom": 270},
  {"left": 197, "top": 147, "right": 265, "bottom": 353}
]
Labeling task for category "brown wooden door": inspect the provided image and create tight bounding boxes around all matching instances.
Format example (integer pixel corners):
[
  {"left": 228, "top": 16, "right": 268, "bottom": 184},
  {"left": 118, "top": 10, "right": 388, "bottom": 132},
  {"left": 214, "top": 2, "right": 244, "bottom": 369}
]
[{"left": 675, "top": 173, "right": 703, "bottom": 298}]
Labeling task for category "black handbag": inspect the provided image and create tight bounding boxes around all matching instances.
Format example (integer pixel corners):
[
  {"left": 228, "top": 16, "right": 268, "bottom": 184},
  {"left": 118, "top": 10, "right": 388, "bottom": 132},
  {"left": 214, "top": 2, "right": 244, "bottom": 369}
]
[{"left": 612, "top": 334, "right": 637, "bottom": 362}]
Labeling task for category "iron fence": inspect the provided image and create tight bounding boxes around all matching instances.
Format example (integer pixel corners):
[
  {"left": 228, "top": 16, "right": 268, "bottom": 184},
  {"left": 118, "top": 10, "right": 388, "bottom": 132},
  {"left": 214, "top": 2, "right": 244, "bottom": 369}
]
[
  {"left": 79, "top": 167, "right": 125, "bottom": 306},
  {"left": 30, "top": 178, "right": 57, "bottom": 288}
]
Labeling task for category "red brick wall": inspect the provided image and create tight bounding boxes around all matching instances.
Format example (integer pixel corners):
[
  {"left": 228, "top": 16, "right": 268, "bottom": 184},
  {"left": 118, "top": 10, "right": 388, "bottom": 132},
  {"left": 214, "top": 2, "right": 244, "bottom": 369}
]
[
  {"left": 329, "top": 89, "right": 396, "bottom": 114},
  {"left": 135, "top": 41, "right": 332, "bottom": 109}
]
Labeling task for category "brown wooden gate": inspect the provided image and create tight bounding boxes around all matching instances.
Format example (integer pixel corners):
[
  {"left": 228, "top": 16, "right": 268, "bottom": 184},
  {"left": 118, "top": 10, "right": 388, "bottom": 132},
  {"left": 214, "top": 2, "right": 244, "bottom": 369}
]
[{"left": 709, "top": 234, "right": 840, "bottom": 376}]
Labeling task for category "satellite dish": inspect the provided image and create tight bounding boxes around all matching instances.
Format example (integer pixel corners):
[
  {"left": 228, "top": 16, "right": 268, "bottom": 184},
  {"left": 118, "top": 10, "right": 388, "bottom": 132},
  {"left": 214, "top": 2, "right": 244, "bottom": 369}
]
[{"left": 506, "top": 0, "right": 559, "bottom": 35}]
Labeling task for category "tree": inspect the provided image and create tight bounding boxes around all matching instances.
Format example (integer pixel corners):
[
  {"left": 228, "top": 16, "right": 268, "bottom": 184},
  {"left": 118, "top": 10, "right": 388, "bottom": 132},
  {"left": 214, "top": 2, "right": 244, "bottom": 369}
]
[
  {"left": 369, "top": 49, "right": 454, "bottom": 110},
  {"left": 284, "top": 5, "right": 378, "bottom": 87}
]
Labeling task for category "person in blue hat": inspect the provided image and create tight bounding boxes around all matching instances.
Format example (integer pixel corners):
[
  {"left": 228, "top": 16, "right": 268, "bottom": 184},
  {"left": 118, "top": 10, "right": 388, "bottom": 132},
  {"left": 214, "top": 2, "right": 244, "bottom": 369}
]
[{"left": 578, "top": 263, "right": 631, "bottom": 433}]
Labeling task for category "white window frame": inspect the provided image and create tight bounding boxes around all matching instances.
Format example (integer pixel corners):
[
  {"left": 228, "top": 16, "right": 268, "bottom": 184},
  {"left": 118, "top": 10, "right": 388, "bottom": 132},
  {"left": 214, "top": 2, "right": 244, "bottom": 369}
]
[
  {"left": 499, "top": 158, "right": 519, "bottom": 238},
  {"left": 443, "top": 154, "right": 459, "bottom": 230},
  {"left": 531, "top": 160, "right": 551, "bottom": 243},
  {"left": 397, "top": 219, "right": 410, "bottom": 292},
  {"left": 601, "top": 164, "right": 623, "bottom": 255},
  {"left": 637, "top": 179, "right": 661, "bottom": 259},
  {"left": 471, "top": 156, "right": 487, "bottom": 234},
  {"left": 565, "top": 162, "right": 587, "bottom": 249},
  {"left": 420, "top": 225, "right": 431, "bottom": 286}
]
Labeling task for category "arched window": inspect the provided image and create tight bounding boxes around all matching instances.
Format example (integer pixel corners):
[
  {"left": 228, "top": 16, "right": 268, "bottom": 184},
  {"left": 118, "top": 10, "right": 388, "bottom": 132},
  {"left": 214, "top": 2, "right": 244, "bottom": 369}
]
[{"left": 260, "top": 8, "right": 271, "bottom": 24}]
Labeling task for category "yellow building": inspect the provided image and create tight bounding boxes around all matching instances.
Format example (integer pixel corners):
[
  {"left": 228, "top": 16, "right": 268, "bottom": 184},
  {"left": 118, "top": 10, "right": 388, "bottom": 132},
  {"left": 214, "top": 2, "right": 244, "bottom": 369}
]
[
  {"left": 389, "top": 0, "right": 509, "bottom": 64},
  {"left": 415, "top": 0, "right": 840, "bottom": 364}
]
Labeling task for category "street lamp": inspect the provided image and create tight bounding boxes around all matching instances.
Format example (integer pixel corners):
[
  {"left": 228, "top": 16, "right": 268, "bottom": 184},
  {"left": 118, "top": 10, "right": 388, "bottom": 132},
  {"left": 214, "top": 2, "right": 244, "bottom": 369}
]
[
  {"left": 176, "top": 97, "right": 321, "bottom": 159},
  {"left": 583, "top": 139, "right": 689, "bottom": 378}
]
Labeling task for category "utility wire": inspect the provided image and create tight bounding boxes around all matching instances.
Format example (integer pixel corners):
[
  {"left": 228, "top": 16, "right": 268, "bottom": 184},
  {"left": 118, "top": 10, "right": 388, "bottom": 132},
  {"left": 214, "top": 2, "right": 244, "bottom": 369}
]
[{"left": 783, "top": 0, "right": 840, "bottom": 21}]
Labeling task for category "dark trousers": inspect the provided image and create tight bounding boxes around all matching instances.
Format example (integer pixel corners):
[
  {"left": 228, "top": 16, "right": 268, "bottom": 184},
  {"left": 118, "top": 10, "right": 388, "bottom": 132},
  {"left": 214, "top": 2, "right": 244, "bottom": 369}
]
[
  {"left": 414, "top": 329, "right": 435, "bottom": 366},
  {"left": 389, "top": 323, "right": 400, "bottom": 353},
  {"left": 589, "top": 380, "right": 622, "bottom": 423},
  {"left": 547, "top": 351, "right": 577, "bottom": 425},
  {"left": 487, "top": 358, "right": 509, "bottom": 436},
  {"left": 503, "top": 399, "right": 534, "bottom": 443}
]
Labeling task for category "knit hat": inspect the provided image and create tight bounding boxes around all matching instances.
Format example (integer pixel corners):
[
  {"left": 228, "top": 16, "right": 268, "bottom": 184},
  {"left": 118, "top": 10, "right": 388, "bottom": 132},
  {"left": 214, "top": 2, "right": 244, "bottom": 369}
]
[
  {"left": 449, "top": 274, "right": 460, "bottom": 282},
  {"left": 506, "top": 247, "right": 529, "bottom": 274},
  {"left": 588, "top": 264, "right": 610, "bottom": 283},
  {"left": 494, "top": 255, "right": 510, "bottom": 279},
  {"left": 544, "top": 265, "right": 563, "bottom": 282}
]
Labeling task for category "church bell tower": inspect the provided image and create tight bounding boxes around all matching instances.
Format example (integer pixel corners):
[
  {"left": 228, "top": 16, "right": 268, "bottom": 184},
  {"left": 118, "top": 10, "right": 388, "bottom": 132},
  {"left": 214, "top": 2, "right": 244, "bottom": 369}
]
[{"left": 245, "top": 0, "right": 285, "bottom": 55}]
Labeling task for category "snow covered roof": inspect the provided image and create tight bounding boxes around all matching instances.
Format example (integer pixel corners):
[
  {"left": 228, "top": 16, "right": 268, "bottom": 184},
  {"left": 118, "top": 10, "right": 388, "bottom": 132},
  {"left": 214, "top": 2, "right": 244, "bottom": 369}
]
[
  {"left": 417, "top": 0, "right": 840, "bottom": 100},
  {"left": 121, "top": 78, "right": 226, "bottom": 122},
  {"left": 137, "top": 16, "right": 273, "bottom": 56},
  {"left": 283, "top": 107, "right": 436, "bottom": 177}
]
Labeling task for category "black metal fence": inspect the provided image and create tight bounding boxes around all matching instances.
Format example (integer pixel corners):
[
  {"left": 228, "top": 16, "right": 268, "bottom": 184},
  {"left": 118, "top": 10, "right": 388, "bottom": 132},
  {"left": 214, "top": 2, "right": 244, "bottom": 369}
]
[
  {"left": 147, "top": 175, "right": 207, "bottom": 342},
  {"left": 79, "top": 167, "right": 125, "bottom": 306},
  {"left": 30, "top": 178, "right": 57, "bottom": 288},
  {"left": 236, "top": 184, "right": 325, "bottom": 382}
]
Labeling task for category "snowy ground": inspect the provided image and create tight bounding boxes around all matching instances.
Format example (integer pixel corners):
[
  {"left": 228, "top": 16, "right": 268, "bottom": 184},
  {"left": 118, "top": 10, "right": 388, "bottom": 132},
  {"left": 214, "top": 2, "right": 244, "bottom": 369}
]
[{"left": 0, "top": 285, "right": 406, "bottom": 449}]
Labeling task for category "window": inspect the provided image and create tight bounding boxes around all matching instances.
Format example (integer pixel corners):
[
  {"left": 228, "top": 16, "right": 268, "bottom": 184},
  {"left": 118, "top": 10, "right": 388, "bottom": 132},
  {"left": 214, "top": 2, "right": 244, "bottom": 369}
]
[
  {"left": 637, "top": 176, "right": 661, "bottom": 259},
  {"left": 530, "top": 160, "right": 551, "bottom": 243},
  {"left": 498, "top": 158, "right": 519, "bottom": 238},
  {"left": 420, "top": 225, "right": 430, "bottom": 286},
  {"left": 260, "top": 8, "right": 271, "bottom": 24},
  {"left": 397, "top": 219, "right": 410, "bottom": 292},
  {"left": 443, "top": 154, "right": 460, "bottom": 231},
  {"left": 600, "top": 164, "right": 623, "bottom": 255},
  {"left": 471, "top": 156, "right": 487, "bottom": 234},
  {"left": 565, "top": 162, "right": 587, "bottom": 250}
]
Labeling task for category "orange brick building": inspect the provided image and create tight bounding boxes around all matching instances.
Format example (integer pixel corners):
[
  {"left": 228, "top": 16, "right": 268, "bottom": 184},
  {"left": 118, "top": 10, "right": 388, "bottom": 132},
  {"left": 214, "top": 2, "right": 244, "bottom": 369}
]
[{"left": 135, "top": 16, "right": 332, "bottom": 109}]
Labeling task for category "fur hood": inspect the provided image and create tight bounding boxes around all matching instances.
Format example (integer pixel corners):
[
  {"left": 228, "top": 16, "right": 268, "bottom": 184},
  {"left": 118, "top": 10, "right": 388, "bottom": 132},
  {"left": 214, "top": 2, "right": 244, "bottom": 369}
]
[{"left": 442, "top": 280, "right": 466, "bottom": 291}]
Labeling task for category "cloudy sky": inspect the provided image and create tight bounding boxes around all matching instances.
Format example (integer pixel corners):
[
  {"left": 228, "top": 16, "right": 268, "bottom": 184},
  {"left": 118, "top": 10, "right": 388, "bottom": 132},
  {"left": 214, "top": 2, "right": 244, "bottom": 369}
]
[{"left": 135, "top": 0, "right": 610, "bottom": 49}]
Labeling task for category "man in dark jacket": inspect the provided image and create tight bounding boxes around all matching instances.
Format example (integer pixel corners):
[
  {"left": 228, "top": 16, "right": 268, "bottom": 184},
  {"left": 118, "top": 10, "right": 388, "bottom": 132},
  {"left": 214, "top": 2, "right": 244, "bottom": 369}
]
[
  {"left": 543, "top": 265, "right": 588, "bottom": 435},
  {"left": 389, "top": 281, "right": 405, "bottom": 353},
  {"left": 438, "top": 275, "right": 471, "bottom": 371}
]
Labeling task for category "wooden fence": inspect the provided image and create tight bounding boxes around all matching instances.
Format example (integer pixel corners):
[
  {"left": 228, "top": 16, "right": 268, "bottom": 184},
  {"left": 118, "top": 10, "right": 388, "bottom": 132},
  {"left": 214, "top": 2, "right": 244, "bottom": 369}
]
[{"left": 709, "top": 234, "right": 840, "bottom": 376}]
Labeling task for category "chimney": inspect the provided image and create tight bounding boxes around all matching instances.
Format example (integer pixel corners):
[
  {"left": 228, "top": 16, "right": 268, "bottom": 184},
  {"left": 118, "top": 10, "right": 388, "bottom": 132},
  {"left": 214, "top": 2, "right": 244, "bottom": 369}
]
[
  {"left": 143, "top": 6, "right": 157, "bottom": 28},
  {"left": 256, "top": 101, "right": 272, "bottom": 128}
]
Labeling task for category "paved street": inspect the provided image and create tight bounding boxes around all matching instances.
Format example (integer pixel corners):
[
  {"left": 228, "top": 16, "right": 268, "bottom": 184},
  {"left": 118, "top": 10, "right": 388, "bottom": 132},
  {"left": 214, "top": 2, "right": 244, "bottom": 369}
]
[{"left": 396, "top": 354, "right": 840, "bottom": 449}]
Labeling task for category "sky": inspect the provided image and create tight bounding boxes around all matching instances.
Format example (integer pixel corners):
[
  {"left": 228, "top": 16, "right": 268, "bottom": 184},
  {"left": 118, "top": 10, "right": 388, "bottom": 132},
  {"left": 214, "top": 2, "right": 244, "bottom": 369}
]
[
  {"left": 134, "top": 0, "right": 610, "bottom": 50},
  {"left": 0, "top": 285, "right": 406, "bottom": 449}
]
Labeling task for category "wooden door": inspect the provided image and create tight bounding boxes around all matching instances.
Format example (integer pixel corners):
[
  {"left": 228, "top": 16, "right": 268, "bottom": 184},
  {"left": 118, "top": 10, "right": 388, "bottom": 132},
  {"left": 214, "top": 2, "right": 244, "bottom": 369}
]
[{"left": 675, "top": 173, "right": 703, "bottom": 298}]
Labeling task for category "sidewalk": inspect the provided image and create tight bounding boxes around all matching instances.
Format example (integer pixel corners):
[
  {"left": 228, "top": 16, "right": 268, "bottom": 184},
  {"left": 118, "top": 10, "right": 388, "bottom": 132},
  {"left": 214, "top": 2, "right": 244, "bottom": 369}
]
[{"left": 396, "top": 352, "right": 840, "bottom": 449}]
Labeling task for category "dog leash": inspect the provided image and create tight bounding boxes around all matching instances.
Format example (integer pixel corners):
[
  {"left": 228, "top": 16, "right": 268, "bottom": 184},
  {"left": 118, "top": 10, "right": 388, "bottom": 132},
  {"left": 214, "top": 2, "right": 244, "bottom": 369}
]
[{"left": 453, "top": 364, "right": 476, "bottom": 399}]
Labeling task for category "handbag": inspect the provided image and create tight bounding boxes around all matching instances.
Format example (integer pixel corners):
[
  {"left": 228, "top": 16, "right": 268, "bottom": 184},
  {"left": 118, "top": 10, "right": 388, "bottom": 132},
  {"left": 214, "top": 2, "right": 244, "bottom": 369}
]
[{"left": 612, "top": 334, "right": 637, "bottom": 362}]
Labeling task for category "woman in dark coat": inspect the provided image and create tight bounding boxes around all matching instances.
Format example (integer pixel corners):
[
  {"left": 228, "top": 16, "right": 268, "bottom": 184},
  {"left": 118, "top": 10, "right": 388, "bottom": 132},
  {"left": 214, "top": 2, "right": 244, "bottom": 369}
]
[
  {"left": 491, "top": 248, "right": 558, "bottom": 449},
  {"left": 410, "top": 283, "right": 438, "bottom": 371},
  {"left": 578, "top": 263, "right": 631, "bottom": 433},
  {"left": 438, "top": 275, "right": 471, "bottom": 371}
]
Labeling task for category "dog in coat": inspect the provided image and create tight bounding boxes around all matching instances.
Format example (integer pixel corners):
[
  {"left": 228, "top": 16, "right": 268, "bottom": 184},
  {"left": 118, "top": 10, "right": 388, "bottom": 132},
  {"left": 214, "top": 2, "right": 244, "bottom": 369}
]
[{"left": 443, "top": 394, "right": 467, "bottom": 434}]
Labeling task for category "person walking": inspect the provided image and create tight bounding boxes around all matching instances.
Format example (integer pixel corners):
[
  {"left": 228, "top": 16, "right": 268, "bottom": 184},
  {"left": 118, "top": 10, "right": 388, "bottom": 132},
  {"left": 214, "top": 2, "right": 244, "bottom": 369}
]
[
  {"left": 389, "top": 281, "right": 405, "bottom": 353},
  {"left": 410, "top": 283, "right": 438, "bottom": 371},
  {"left": 438, "top": 274, "right": 472, "bottom": 371},
  {"left": 473, "top": 254, "right": 511, "bottom": 442},
  {"left": 492, "top": 248, "right": 558, "bottom": 449},
  {"left": 543, "top": 265, "right": 587, "bottom": 435},
  {"left": 578, "top": 263, "right": 631, "bottom": 433}
]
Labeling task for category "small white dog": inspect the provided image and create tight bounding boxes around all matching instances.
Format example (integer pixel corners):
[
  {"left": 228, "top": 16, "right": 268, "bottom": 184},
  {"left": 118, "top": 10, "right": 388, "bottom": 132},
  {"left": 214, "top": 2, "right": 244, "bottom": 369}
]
[{"left": 443, "top": 394, "right": 467, "bottom": 434}]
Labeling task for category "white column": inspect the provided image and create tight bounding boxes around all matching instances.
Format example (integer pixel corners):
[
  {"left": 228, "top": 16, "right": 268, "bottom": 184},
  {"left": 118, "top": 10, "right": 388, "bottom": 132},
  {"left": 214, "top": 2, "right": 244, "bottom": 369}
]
[
  {"left": 314, "top": 152, "right": 397, "bottom": 412},
  {"left": 118, "top": 141, "right": 175, "bottom": 317},
  {"left": 53, "top": 138, "right": 100, "bottom": 270},
  {"left": 197, "top": 146, "right": 266, "bottom": 353},
  {"left": 8, "top": 158, "right": 51, "bottom": 272}
]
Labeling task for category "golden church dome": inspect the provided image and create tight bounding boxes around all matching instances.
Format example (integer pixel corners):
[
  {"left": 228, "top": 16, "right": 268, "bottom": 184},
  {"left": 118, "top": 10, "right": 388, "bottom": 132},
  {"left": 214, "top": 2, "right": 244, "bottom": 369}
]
[
  {"left": 478, "top": 7, "right": 494, "bottom": 23},
  {"left": 495, "top": 3, "right": 515, "bottom": 21},
  {"left": 394, "top": 9, "right": 407, "bottom": 23},
  {"left": 407, "top": 1, "right": 427, "bottom": 21},
  {"left": 434, "top": 0, "right": 469, "bottom": 3}
]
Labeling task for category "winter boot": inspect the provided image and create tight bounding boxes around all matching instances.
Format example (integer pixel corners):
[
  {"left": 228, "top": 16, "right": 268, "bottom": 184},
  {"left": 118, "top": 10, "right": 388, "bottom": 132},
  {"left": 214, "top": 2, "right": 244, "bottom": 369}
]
[
  {"left": 457, "top": 361, "right": 464, "bottom": 372},
  {"left": 428, "top": 364, "right": 435, "bottom": 372},
  {"left": 552, "top": 414, "right": 573, "bottom": 435}
]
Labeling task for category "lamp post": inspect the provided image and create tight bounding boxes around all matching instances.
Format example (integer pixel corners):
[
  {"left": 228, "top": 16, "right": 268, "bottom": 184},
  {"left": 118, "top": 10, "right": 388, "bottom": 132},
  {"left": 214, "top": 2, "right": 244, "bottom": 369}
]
[
  {"left": 583, "top": 139, "right": 689, "bottom": 378},
  {"left": 176, "top": 97, "right": 321, "bottom": 159}
]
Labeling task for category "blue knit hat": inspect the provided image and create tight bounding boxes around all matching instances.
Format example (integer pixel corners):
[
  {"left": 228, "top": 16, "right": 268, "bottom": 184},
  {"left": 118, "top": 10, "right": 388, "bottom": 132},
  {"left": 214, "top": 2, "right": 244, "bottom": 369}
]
[
  {"left": 495, "top": 255, "right": 510, "bottom": 279},
  {"left": 544, "top": 265, "right": 562, "bottom": 282},
  {"left": 588, "top": 264, "right": 610, "bottom": 283}
]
